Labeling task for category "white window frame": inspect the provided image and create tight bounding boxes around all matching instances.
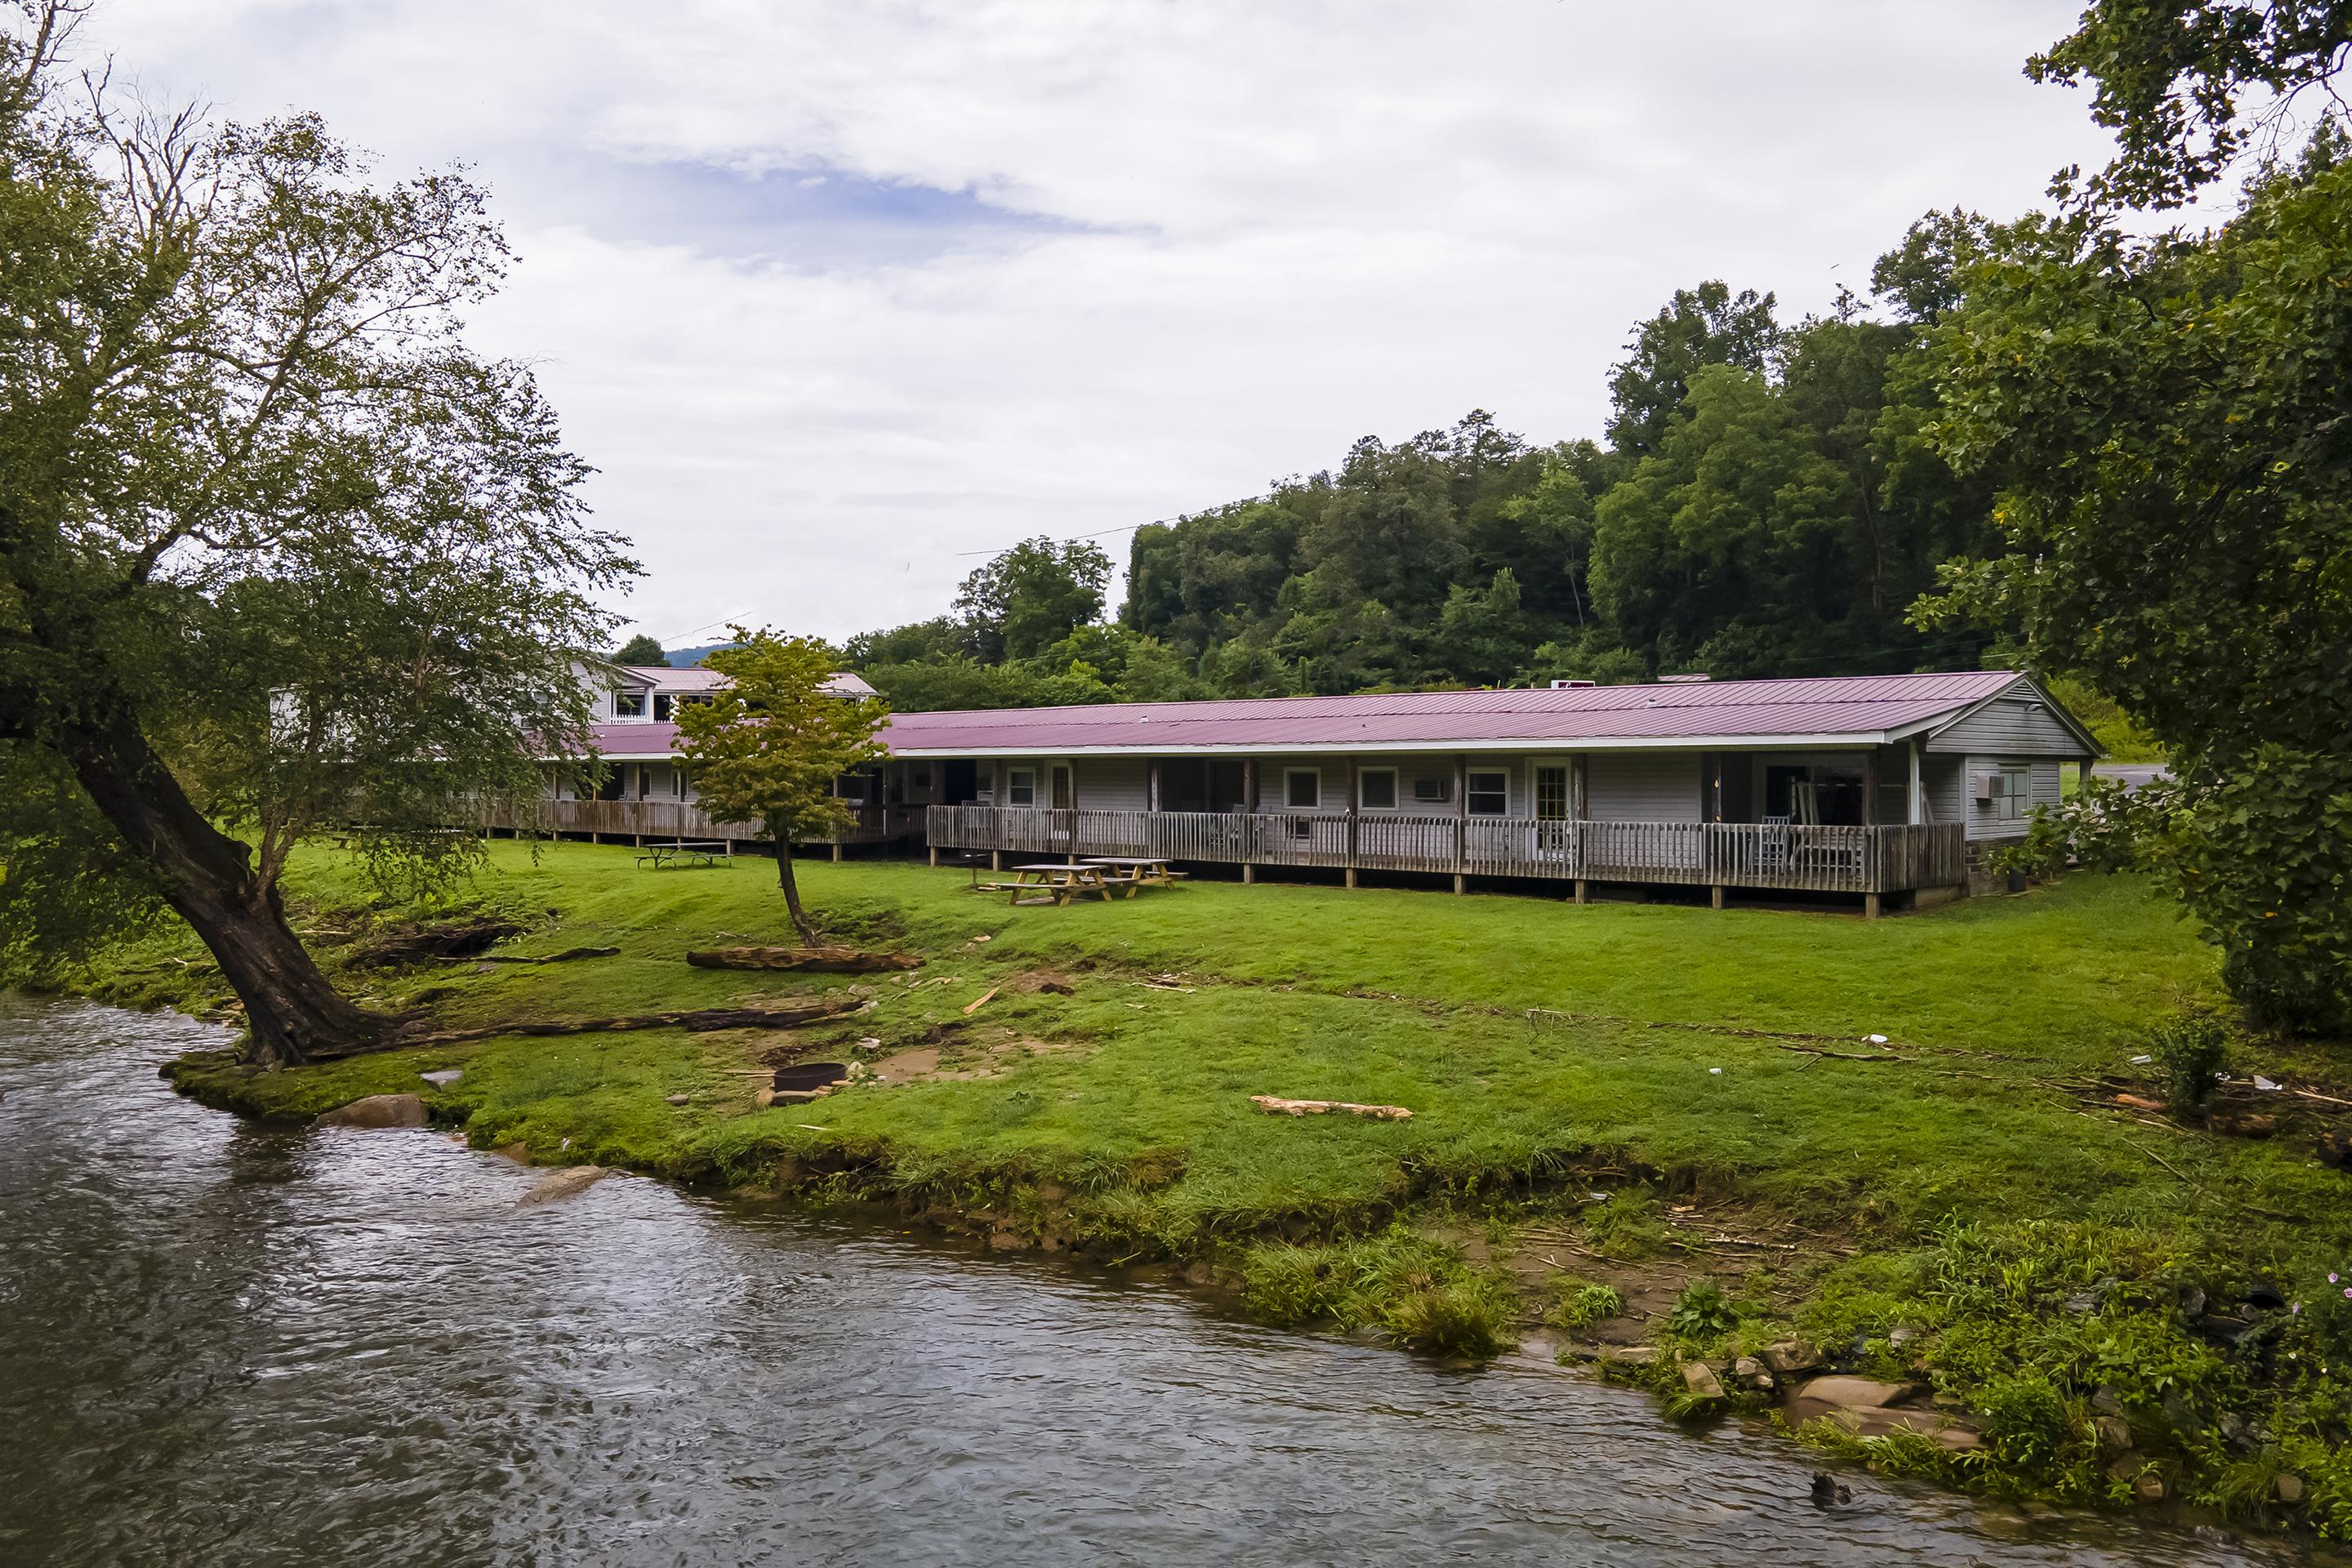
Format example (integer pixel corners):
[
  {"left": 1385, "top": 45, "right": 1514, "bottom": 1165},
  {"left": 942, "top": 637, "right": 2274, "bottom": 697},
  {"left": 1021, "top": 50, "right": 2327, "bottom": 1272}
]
[
  {"left": 1284, "top": 767, "right": 1321, "bottom": 810},
  {"left": 1466, "top": 768, "right": 1509, "bottom": 817},
  {"left": 612, "top": 688, "right": 646, "bottom": 719},
  {"left": 1996, "top": 763, "right": 2032, "bottom": 822},
  {"left": 1533, "top": 759, "right": 1571, "bottom": 822},
  {"left": 1007, "top": 767, "right": 1037, "bottom": 808},
  {"left": 1358, "top": 766, "right": 1398, "bottom": 811}
]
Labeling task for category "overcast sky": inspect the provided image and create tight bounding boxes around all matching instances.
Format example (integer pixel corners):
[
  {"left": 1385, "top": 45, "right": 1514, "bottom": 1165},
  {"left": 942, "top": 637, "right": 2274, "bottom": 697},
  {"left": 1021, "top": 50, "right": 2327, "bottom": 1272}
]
[{"left": 89, "top": 1, "right": 2125, "bottom": 648}]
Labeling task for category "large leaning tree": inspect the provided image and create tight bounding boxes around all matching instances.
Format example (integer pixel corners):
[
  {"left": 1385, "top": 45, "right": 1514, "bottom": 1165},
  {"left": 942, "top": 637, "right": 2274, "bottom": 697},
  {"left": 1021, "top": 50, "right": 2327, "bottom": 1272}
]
[
  {"left": 0, "top": 5, "right": 635, "bottom": 1065},
  {"left": 673, "top": 629, "right": 889, "bottom": 947}
]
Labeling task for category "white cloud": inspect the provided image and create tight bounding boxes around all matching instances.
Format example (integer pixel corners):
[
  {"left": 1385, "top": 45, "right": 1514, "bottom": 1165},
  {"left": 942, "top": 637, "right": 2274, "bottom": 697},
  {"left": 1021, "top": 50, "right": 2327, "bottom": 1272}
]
[{"left": 84, "top": 0, "right": 2121, "bottom": 644}]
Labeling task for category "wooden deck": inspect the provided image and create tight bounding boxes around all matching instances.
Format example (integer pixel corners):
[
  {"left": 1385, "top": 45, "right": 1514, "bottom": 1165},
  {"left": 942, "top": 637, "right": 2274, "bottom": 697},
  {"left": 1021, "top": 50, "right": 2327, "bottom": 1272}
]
[{"left": 923, "top": 806, "right": 1966, "bottom": 897}]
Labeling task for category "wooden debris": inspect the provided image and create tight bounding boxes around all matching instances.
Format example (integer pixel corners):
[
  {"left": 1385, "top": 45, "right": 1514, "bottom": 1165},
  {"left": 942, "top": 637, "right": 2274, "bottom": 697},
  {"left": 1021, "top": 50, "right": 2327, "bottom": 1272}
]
[
  {"left": 438, "top": 946, "right": 619, "bottom": 965},
  {"left": 961, "top": 986, "right": 1000, "bottom": 1016},
  {"left": 349, "top": 915, "right": 528, "bottom": 969},
  {"left": 1250, "top": 1094, "right": 1412, "bottom": 1121},
  {"left": 687, "top": 946, "right": 924, "bottom": 973}
]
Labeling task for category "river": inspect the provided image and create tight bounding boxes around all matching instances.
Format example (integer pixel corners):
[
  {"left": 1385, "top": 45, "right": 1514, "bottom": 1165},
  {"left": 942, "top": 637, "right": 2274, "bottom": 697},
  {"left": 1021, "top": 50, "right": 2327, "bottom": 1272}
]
[{"left": 0, "top": 996, "right": 2308, "bottom": 1566}]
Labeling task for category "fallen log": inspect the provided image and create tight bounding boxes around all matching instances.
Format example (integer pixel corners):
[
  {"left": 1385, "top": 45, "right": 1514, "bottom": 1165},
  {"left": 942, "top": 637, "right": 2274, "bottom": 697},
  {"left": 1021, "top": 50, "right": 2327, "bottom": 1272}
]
[
  {"left": 686, "top": 945, "right": 923, "bottom": 973},
  {"left": 437, "top": 946, "right": 620, "bottom": 965},
  {"left": 396, "top": 997, "right": 864, "bottom": 1049},
  {"left": 1250, "top": 1094, "right": 1412, "bottom": 1121}
]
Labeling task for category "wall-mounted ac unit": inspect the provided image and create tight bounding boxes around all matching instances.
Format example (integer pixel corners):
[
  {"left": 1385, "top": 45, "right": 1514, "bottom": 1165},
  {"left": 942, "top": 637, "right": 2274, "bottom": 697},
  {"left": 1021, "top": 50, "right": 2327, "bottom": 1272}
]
[{"left": 1971, "top": 774, "right": 1998, "bottom": 802}]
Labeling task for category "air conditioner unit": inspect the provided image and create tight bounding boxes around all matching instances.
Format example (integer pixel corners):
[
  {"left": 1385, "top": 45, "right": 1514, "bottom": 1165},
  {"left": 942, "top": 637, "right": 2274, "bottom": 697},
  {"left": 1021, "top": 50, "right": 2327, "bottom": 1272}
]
[{"left": 1971, "top": 774, "right": 1997, "bottom": 802}]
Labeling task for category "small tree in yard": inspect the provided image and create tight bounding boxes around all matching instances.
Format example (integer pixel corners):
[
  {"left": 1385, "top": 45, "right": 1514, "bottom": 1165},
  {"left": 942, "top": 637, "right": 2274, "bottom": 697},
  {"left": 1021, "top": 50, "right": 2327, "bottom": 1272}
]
[{"left": 674, "top": 629, "right": 889, "bottom": 947}]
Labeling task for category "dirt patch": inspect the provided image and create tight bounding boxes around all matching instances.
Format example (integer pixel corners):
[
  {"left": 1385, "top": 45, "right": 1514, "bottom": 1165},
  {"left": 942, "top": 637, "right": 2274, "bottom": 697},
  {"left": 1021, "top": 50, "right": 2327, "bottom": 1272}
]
[
  {"left": 1004, "top": 968, "right": 1080, "bottom": 996},
  {"left": 853, "top": 1030, "right": 1098, "bottom": 1085}
]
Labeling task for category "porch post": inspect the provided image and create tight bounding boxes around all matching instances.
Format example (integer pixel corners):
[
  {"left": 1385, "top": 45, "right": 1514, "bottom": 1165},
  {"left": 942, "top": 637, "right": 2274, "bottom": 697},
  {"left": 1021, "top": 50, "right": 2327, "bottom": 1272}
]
[
  {"left": 1861, "top": 748, "right": 1881, "bottom": 826},
  {"left": 1344, "top": 756, "right": 1359, "bottom": 889},
  {"left": 1908, "top": 741, "right": 1924, "bottom": 825},
  {"left": 1149, "top": 759, "right": 1161, "bottom": 813},
  {"left": 1452, "top": 754, "right": 1468, "bottom": 895},
  {"left": 1241, "top": 757, "right": 1258, "bottom": 884},
  {"left": 1572, "top": 751, "right": 1589, "bottom": 904}
]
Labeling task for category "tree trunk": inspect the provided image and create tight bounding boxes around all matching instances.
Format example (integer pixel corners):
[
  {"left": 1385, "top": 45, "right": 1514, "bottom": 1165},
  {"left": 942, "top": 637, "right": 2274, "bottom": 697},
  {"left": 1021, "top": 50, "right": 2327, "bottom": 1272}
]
[
  {"left": 774, "top": 840, "right": 820, "bottom": 947},
  {"left": 58, "top": 708, "right": 390, "bottom": 1067}
]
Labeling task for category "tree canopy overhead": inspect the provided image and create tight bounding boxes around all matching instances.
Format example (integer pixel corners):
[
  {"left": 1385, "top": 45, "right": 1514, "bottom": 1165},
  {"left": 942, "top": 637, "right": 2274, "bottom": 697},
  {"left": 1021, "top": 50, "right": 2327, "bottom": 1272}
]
[{"left": 0, "top": 4, "right": 635, "bottom": 1062}]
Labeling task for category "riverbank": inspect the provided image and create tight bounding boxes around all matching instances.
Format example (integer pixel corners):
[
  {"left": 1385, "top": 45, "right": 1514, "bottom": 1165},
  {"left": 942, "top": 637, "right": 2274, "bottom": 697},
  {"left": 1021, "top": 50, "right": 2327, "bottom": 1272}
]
[{"left": 74, "top": 841, "right": 2352, "bottom": 1539}]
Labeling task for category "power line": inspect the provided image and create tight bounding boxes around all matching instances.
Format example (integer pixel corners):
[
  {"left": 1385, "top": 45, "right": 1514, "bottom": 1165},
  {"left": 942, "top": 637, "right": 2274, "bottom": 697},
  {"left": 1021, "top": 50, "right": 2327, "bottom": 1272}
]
[{"left": 949, "top": 495, "right": 1270, "bottom": 557}]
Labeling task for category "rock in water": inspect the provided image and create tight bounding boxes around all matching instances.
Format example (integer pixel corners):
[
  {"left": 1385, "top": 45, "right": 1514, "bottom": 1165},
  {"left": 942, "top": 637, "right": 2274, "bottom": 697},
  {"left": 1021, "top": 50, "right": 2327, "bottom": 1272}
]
[
  {"left": 1678, "top": 1361, "right": 1725, "bottom": 1399},
  {"left": 519, "top": 1166, "right": 609, "bottom": 1205},
  {"left": 1810, "top": 1472, "right": 1851, "bottom": 1508},
  {"left": 312, "top": 1094, "right": 428, "bottom": 1129}
]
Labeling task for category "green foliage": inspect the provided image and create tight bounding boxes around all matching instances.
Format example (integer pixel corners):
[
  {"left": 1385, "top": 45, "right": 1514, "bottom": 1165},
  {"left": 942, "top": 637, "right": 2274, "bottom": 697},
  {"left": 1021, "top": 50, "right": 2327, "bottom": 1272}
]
[
  {"left": 674, "top": 628, "right": 889, "bottom": 938},
  {"left": 612, "top": 634, "right": 666, "bottom": 666},
  {"left": 953, "top": 536, "right": 1113, "bottom": 662},
  {"left": 1664, "top": 1277, "right": 1745, "bottom": 1345},
  {"left": 2149, "top": 1014, "right": 2230, "bottom": 1111},
  {"left": 1920, "top": 153, "right": 2352, "bottom": 1033},
  {"left": 2027, "top": 1, "right": 2352, "bottom": 209},
  {"left": 1547, "top": 1280, "right": 1624, "bottom": 1334},
  {"left": 1606, "top": 280, "right": 1781, "bottom": 457},
  {"left": 1581, "top": 1190, "right": 1672, "bottom": 1261},
  {"left": 1240, "top": 1227, "right": 1518, "bottom": 1358}
]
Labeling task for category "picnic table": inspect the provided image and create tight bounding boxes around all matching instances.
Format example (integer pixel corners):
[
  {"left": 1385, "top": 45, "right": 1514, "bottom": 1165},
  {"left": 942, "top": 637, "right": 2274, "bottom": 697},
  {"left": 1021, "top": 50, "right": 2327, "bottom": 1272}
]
[
  {"left": 992, "top": 862, "right": 1116, "bottom": 906},
  {"left": 1081, "top": 856, "right": 1184, "bottom": 897},
  {"left": 637, "top": 840, "right": 729, "bottom": 870}
]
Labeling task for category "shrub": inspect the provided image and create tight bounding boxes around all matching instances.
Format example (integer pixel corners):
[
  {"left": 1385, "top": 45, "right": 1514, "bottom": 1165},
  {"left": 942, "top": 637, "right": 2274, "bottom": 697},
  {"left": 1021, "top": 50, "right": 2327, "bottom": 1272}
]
[
  {"left": 1548, "top": 1280, "right": 1624, "bottom": 1334},
  {"left": 2148, "top": 1014, "right": 2229, "bottom": 1112},
  {"left": 1386, "top": 1274, "right": 1519, "bottom": 1359},
  {"left": 1664, "top": 1278, "right": 1743, "bottom": 1345},
  {"left": 1236, "top": 1226, "right": 1520, "bottom": 1359}
]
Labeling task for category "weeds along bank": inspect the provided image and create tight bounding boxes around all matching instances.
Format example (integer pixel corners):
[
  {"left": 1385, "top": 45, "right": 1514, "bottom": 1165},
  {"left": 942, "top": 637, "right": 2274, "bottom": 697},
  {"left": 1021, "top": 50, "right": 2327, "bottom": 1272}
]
[{"left": 73, "top": 843, "right": 2352, "bottom": 1538}]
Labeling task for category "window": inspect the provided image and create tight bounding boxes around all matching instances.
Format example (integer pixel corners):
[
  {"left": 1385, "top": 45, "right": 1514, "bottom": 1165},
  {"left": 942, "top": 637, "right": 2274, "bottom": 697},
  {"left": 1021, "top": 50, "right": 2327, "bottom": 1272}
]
[
  {"left": 1535, "top": 764, "right": 1569, "bottom": 821},
  {"left": 653, "top": 694, "right": 675, "bottom": 721},
  {"left": 1996, "top": 764, "right": 2032, "bottom": 822},
  {"left": 1285, "top": 768, "right": 1321, "bottom": 809},
  {"left": 1467, "top": 770, "right": 1508, "bottom": 816},
  {"left": 1359, "top": 768, "right": 1397, "bottom": 810},
  {"left": 612, "top": 689, "right": 646, "bottom": 718},
  {"left": 1007, "top": 768, "right": 1036, "bottom": 807},
  {"left": 1412, "top": 776, "right": 1450, "bottom": 804},
  {"left": 676, "top": 767, "right": 690, "bottom": 799}
]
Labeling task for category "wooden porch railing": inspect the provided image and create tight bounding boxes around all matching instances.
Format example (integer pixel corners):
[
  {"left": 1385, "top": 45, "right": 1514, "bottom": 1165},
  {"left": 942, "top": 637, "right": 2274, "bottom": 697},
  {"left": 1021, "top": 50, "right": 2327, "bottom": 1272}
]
[
  {"left": 923, "top": 806, "right": 1966, "bottom": 894},
  {"left": 484, "top": 797, "right": 921, "bottom": 845}
]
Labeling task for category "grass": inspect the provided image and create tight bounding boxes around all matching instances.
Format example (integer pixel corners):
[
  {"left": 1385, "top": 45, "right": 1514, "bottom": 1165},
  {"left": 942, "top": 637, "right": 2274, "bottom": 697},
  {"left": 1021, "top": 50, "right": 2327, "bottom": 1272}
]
[{"left": 62, "top": 840, "right": 2352, "bottom": 1535}]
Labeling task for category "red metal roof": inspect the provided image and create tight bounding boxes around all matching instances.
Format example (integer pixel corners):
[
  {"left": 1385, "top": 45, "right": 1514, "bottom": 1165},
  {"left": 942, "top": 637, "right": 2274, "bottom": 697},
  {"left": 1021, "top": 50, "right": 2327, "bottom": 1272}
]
[
  {"left": 878, "top": 671, "right": 2026, "bottom": 755},
  {"left": 590, "top": 721, "right": 683, "bottom": 757}
]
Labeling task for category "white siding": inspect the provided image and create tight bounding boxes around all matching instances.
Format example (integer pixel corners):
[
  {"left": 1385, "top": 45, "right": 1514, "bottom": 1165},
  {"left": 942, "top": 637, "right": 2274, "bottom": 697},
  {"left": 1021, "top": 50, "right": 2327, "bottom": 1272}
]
[
  {"left": 1959, "top": 755, "right": 2064, "bottom": 840},
  {"left": 1925, "top": 685, "right": 2090, "bottom": 758},
  {"left": 1922, "top": 755, "right": 1967, "bottom": 828},
  {"left": 1077, "top": 756, "right": 1149, "bottom": 811},
  {"left": 1587, "top": 751, "right": 1702, "bottom": 822}
]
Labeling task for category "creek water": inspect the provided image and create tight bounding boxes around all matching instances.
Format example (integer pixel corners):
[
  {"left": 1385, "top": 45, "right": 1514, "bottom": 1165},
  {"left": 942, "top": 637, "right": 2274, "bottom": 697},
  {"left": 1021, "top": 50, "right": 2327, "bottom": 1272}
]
[{"left": 0, "top": 996, "right": 2309, "bottom": 1567}]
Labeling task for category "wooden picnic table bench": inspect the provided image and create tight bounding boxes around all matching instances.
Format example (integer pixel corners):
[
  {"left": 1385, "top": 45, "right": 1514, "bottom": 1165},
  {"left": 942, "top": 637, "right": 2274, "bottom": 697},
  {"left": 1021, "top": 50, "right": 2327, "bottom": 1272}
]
[
  {"left": 996, "top": 862, "right": 1117, "bottom": 906},
  {"left": 1080, "top": 856, "right": 1187, "bottom": 897},
  {"left": 637, "top": 840, "right": 730, "bottom": 870}
]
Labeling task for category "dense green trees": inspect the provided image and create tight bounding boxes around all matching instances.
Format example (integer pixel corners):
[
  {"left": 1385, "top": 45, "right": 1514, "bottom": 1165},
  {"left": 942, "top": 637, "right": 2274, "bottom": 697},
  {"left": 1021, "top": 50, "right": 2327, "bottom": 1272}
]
[{"left": 612, "top": 633, "right": 667, "bottom": 665}]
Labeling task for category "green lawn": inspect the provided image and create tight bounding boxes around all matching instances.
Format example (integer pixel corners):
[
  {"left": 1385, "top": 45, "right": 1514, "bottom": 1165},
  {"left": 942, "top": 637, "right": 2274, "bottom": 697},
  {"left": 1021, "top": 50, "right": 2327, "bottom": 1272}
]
[{"left": 109, "top": 841, "right": 2352, "bottom": 1530}]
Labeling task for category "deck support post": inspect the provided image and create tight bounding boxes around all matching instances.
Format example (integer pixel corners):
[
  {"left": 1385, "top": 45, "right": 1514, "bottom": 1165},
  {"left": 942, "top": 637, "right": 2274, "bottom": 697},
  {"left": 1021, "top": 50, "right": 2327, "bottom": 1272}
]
[
  {"left": 929, "top": 844, "right": 939, "bottom": 867},
  {"left": 1243, "top": 862, "right": 1256, "bottom": 884},
  {"left": 1452, "top": 753, "right": 1468, "bottom": 893},
  {"left": 1864, "top": 892, "right": 1882, "bottom": 920},
  {"left": 589, "top": 831, "right": 599, "bottom": 844},
  {"left": 1452, "top": 872, "right": 1466, "bottom": 896},
  {"left": 832, "top": 840, "right": 844, "bottom": 862},
  {"left": 1345, "top": 867, "right": 1357, "bottom": 889},
  {"left": 1711, "top": 884, "right": 1726, "bottom": 911},
  {"left": 1574, "top": 879, "right": 1588, "bottom": 904},
  {"left": 991, "top": 849, "right": 1002, "bottom": 872}
]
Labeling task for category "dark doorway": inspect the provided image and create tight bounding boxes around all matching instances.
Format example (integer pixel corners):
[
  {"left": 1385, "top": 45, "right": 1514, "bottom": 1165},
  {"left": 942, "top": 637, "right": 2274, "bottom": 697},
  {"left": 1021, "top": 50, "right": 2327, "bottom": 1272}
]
[
  {"left": 941, "top": 760, "right": 979, "bottom": 806},
  {"left": 1715, "top": 752, "right": 1756, "bottom": 822},
  {"left": 1160, "top": 759, "right": 1209, "bottom": 813}
]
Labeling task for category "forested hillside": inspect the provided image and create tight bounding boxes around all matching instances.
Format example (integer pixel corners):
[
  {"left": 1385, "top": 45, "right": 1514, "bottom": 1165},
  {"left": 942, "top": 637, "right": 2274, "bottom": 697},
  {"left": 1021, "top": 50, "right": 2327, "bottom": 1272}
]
[{"left": 848, "top": 213, "right": 2020, "bottom": 710}]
